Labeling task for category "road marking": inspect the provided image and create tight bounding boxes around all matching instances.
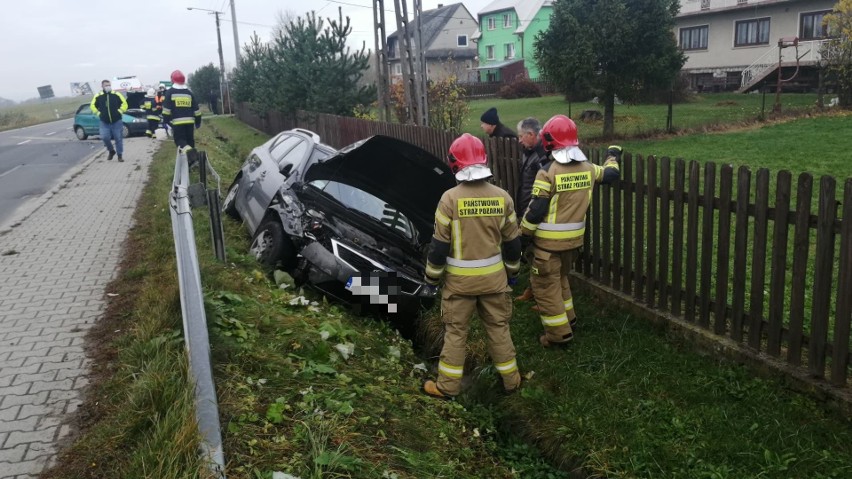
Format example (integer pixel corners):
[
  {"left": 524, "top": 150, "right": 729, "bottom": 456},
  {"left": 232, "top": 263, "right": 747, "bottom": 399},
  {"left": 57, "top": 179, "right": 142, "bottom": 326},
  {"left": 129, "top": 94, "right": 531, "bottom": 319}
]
[
  {"left": 46, "top": 131, "right": 57, "bottom": 136},
  {"left": 0, "top": 165, "right": 23, "bottom": 178},
  {"left": 17, "top": 139, "right": 31, "bottom": 145}
]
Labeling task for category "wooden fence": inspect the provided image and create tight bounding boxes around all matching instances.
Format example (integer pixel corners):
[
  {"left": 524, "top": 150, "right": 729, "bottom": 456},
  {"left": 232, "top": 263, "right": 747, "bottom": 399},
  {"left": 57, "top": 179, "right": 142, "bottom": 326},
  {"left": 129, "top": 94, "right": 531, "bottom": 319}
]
[
  {"left": 235, "top": 104, "right": 523, "bottom": 194},
  {"left": 458, "top": 79, "right": 558, "bottom": 99},
  {"left": 236, "top": 104, "right": 852, "bottom": 391}
]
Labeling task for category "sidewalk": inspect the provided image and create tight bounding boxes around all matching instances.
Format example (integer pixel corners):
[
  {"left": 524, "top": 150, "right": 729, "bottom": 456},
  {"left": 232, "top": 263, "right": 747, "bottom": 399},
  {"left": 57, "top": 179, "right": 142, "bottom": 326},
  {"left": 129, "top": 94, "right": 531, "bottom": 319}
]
[{"left": 0, "top": 138, "right": 157, "bottom": 478}]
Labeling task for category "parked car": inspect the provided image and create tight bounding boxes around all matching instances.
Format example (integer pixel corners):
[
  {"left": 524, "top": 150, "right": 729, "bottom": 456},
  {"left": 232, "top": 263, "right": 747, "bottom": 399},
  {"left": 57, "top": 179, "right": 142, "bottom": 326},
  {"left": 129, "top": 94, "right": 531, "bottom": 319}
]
[
  {"left": 72, "top": 91, "right": 149, "bottom": 140},
  {"left": 222, "top": 129, "right": 456, "bottom": 315}
]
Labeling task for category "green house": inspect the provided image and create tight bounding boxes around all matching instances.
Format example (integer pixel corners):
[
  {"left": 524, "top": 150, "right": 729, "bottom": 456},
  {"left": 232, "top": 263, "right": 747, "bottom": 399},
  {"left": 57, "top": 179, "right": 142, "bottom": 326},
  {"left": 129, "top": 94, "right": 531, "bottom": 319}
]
[{"left": 471, "top": 0, "right": 554, "bottom": 82}]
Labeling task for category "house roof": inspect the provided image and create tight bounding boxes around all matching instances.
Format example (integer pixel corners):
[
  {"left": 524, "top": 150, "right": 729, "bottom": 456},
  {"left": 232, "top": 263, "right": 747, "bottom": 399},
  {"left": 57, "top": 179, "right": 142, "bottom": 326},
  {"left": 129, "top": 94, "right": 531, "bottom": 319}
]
[
  {"left": 387, "top": 3, "right": 476, "bottom": 50},
  {"left": 424, "top": 47, "right": 478, "bottom": 60},
  {"left": 475, "top": 0, "right": 553, "bottom": 36},
  {"left": 474, "top": 58, "right": 523, "bottom": 70}
]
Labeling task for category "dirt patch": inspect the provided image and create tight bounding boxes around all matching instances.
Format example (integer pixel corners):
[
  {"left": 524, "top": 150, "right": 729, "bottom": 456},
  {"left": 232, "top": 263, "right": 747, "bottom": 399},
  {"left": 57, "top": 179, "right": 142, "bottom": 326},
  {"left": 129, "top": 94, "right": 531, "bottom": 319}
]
[{"left": 715, "top": 100, "right": 740, "bottom": 106}]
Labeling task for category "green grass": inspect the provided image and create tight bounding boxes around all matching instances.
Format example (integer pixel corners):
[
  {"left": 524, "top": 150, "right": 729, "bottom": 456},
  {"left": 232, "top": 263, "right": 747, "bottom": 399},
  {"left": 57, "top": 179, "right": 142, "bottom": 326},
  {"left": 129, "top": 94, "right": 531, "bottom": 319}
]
[
  {"left": 50, "top": 115, "right": 852, "bottom": 478},
  {"left": 462, "top": 92, "right": 822, "bottom": 140},
  {"left": 0, "top": 96, "right": 89, "bottom": 131}
]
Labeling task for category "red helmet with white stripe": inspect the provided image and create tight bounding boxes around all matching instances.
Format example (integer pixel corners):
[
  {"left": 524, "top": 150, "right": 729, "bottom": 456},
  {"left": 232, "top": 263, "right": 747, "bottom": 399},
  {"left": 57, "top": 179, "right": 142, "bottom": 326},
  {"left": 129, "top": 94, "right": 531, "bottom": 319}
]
[
  {"left": 540, "top": 114, "right": 579, "bottom": 151},
  {"left": 447, "top": 133, "right": 486, "bottom": 175}
]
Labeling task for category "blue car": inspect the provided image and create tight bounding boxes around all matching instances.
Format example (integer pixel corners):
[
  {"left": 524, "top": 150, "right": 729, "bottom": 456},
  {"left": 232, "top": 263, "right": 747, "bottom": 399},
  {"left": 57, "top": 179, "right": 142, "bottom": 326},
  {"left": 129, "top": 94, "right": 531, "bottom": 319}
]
[{"left": 72, "top": 91, "right": 149, "bottom": 140}]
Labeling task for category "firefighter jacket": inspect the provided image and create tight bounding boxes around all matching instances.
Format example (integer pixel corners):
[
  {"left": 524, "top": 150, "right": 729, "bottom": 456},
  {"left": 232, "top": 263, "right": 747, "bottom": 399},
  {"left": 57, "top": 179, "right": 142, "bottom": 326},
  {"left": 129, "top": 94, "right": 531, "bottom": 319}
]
[
  {"left": 89, "top": 90, "right": 127, "bottom": 124},
  {"left": 162, "top": 87, "right": 201, "bottom": 127},
  {"left": 142, "top": 95, "right": 160, "bottom": 121},
  {"left": 426, "top": 180, "right": 522, "bottom": 296},
  {"left": 521, "top": 156, "right": 620, "bottom": 252},
  {"left": 155, "top": 93, "right": 165, "bottom": 113}
]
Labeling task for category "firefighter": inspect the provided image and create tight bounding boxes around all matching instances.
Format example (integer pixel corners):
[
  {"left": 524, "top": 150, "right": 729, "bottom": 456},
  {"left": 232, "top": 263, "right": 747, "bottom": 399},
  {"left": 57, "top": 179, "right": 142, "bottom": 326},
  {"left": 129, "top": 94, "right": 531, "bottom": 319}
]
[
  {"left": 155, "top": 85, "right": 166, "bottom": 131},
  {"left": 142, "top": 88, "right": 159, "bottom": 138},
  {"left": 520, "top": 115, "right": 621, "bottom": 347},
  {"left": 422, "top": 133, "right": 523, "bottom": 399},
  {"left": 162, "top": 70, "right": 201, "bottom": 163}
]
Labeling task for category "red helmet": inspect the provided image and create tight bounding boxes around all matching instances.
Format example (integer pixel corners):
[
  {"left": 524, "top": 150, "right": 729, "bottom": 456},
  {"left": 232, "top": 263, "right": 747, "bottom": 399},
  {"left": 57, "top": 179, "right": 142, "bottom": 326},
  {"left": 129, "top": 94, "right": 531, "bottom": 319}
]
[
  {"left": 170, "top": 70, "right": 186, "bottom": 84},
  {"left": 447, "top": 133, "right": 486, "bottom": 175},
  {"left": 540, "top": 114, "right": 579, "bottom": 151}
]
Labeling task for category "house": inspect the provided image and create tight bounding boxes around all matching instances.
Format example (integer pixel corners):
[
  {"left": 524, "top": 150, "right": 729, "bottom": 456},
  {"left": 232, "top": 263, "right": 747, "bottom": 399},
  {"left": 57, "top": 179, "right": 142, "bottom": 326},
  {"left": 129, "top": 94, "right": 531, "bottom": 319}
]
[
  {"left": 675, "top": 0, "right": 836, "bottom": 92},
  {"left": 386, "top": 3, "right": 479, "bottom": 82},
  {"left": 471, "top": 0, "right": 554, "bottom": 83}
]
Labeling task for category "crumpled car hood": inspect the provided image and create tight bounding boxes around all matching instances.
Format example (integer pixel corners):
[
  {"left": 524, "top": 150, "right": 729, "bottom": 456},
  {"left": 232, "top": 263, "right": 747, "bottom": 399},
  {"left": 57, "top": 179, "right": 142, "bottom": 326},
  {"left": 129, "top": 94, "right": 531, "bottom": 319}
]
[{"left": 304, "top": 135, "right": 456, "bottom": 240}]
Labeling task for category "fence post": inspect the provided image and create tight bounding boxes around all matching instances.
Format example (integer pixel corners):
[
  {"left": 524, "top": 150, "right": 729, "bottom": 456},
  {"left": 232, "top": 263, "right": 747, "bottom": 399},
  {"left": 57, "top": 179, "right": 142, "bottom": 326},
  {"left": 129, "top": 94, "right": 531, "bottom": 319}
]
[
  {"left": 831, "top": 179, "right": 852, "bottom": 385},
  {"left": 698, "top": 162, "right": 716, "bottom": 330},
  {"left": 747, "top": 169, "right": 770, "bottom": 350},
  {"left": 767, "top": 171, "right": 792, "bottom": 356},
  {"left": 731, "top": 166, "right": 752, "bottom": 343},
  {"left": 684, "top": 161, "right": 700, "bottom": 323},
  {"left": 713, "top": 165, "right": 733, "bottom": 335},
  {"left": 809, "top": 176, "right": 838, "bottom": 378},
  {"left": 788, "top": 174, "right": 814, "bottom": 366},
  {"left": 670, "top": 159, "right": 686, "bottom": 317}
]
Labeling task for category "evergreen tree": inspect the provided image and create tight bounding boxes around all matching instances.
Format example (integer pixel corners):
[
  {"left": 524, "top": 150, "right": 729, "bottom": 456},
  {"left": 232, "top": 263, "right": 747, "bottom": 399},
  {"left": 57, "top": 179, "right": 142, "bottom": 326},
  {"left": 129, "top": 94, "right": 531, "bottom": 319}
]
[
  {"left": 231, "top": 9, "right": 375, "bottom": 116},
  {"left": 535, "top": 0, "right": 685, "bottom": 137},
  {"left": 188, "top": 63, "right": 221, "bottom": 111}
]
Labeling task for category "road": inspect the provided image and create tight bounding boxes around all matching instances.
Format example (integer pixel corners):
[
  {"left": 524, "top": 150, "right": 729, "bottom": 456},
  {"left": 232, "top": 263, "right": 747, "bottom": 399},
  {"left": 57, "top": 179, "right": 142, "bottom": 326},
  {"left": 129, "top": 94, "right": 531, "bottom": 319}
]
[{"left": 0, "top": 119, "right": 100, "bottom": 227}]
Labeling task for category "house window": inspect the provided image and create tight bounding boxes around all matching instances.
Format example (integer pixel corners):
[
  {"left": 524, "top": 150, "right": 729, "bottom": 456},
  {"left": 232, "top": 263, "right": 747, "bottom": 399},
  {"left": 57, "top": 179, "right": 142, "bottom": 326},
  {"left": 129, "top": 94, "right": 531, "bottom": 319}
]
[
  {"left": 388, "top": 39, "right": 397, "bottom": 59},
  {"left": 505, "top": 43, "right": 515, "bottom": 59},
  {"left": 801, "top": 11, "right": 831, "bottom": 40},
  {"left": 503, "top": 13, "right": 512, "bottom": 28},
  {"left": 486, "top": 45, "right": 495, "bottom": 60},
  {"left": 457, "top": 35, "right": 468, "bottom": 47},
  {"left": 734, "top": 17, "right": 770, "bottom": 47},
  {"left": 393, "top": 63, "right": 402, "bottom": 75},
  {"left": 487, "top": 17, "right": 496, "bottom": 30},
  {"left": 679, "top": 25, "right": 709, "bottom": 50}
]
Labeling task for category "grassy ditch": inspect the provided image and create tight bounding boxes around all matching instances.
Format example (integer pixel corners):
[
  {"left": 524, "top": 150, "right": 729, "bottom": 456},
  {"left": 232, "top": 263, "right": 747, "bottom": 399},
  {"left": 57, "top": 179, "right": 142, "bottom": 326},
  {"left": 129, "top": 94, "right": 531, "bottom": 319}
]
[
  {"left": 49, "top": 116, "right": 852, "bottom": 478},
  {"left": 0, "top": 96, "right": 86, "bottom": 131}
]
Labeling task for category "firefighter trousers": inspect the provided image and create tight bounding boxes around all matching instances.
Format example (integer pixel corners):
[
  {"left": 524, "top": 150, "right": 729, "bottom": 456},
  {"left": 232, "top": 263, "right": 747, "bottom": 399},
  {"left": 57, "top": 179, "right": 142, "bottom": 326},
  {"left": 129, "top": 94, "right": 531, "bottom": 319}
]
[
  {"left": 436, "top": 291, "right": 521, "bottom": 396},
  {"left": 529, "top": 247, "right": 578, "bottom": 343},
  {"left": 146, "top": 118, "right": 159, "bottom": 137},
  {"left": 171, "top": 123, "right": 196, "bottom": 149}
]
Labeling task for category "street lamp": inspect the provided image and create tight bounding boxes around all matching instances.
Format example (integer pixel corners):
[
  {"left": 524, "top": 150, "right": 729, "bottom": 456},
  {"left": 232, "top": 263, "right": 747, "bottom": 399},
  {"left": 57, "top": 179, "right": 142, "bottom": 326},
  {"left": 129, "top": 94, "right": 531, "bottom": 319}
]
[{"left": 187, "top": 7, "right": 231, "bottom": 114}]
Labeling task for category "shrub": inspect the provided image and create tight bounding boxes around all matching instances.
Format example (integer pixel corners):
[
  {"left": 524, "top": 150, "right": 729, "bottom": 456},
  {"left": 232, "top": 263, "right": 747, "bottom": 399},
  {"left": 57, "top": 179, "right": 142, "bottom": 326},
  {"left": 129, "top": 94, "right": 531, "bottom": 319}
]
[{"left": 498, "top": 78, "right": 543, "bottom": 99}]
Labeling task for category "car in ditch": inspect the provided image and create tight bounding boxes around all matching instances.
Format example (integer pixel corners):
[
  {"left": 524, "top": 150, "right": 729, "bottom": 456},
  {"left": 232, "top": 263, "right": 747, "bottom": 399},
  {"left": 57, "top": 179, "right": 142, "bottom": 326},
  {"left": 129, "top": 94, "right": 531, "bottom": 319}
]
[{"left": 222, "top": 128, "right": 456, "bottom": 315}]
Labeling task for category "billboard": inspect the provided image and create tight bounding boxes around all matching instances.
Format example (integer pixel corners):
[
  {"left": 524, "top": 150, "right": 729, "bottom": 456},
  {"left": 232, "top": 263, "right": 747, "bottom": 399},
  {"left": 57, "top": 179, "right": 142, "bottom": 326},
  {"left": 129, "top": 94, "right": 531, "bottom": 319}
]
[
  {"left": 37, "top": 85, "right": 55, "bottom": 99},
  {"left": 70, "top": 82, "right": 93, "bottom": 96}
]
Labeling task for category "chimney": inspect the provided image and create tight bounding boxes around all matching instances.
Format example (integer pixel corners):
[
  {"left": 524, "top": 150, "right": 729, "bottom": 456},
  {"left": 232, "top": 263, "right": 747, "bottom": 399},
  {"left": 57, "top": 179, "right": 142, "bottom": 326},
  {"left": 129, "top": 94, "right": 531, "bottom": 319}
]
[{"left": 438, "top": 3, "right": 443, "bottom": 7}]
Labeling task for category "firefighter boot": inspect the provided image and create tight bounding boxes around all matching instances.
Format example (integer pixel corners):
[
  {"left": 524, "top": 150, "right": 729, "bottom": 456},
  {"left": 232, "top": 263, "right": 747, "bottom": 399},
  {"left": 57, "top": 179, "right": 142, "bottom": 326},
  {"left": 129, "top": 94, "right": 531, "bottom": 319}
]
[{"left": 422, "top": 380, "right": 454, "bottom": 400}]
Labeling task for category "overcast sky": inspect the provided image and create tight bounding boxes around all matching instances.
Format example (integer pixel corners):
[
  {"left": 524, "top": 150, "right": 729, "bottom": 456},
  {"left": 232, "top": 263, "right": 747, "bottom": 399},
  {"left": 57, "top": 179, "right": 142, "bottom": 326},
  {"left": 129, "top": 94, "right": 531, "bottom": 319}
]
[{"left": 0, "top": 0, "right": 494, "bottom": 102}]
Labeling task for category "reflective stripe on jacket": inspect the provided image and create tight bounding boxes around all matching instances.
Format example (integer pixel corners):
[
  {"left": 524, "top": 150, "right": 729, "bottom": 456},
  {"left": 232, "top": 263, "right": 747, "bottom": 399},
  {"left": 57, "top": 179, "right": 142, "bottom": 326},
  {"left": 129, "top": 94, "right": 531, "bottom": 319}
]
[
  {"left": 430, "top": 181, "right": 519, "bottom": 295},
  {"left": 521, "top": 157, "right": 619, "bottom": 251},
  {"left": 90, "top": 91, "right": 127, "bottom": 124},
  {"left": 142, "top": 95, "right": 160, "bottom": 120},
  {"left": 162, "top": 87, "right": 201, "bottom": 126}
]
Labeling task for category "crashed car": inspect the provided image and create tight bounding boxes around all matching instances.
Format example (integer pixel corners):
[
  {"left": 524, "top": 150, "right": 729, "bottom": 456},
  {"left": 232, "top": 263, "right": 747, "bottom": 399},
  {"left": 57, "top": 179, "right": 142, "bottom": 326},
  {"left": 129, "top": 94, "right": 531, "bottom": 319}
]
[{"left": 222, "top": 129, "right": 456, "bottom": 314}]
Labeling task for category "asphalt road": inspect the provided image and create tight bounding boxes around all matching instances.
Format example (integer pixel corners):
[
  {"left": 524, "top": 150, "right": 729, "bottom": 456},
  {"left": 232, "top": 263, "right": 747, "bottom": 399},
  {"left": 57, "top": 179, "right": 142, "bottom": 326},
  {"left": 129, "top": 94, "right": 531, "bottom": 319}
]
[{"left": 0, "top": 119, "right": 102, "bottom": 227}]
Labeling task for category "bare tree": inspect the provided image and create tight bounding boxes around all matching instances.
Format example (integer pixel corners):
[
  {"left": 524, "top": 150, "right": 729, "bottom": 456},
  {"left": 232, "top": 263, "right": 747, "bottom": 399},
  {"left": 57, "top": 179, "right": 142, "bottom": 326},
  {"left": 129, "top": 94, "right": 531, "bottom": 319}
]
[{"left": 272, "top": 9, "right": 298, "bottom": 39}]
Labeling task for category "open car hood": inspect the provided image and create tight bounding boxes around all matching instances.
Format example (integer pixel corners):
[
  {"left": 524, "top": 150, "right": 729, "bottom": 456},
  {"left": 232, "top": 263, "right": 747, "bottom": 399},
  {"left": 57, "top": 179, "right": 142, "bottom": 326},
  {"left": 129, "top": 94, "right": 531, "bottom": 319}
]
[{"left": 304, "top": 135, "right": 455, "bottom": 241}]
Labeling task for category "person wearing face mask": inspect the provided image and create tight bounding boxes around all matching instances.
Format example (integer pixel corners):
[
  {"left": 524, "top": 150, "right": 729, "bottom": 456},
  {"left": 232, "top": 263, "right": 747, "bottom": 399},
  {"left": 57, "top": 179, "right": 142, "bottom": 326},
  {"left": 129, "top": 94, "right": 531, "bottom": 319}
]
[{"left": 89, "top": 79, "right": 128, "bottom": 161}]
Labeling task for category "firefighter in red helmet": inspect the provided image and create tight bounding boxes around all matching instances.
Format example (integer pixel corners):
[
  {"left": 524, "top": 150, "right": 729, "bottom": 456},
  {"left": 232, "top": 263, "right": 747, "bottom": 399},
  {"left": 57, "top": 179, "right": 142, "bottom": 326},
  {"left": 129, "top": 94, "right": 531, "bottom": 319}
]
[
  {"left": 162, "top": 69, "right": 202, "bottom": 164},
  {"left": 422, "top": 133, "right": 523, "bottom": 399},
  {"left": 521, "top": 115, "right": 622, "bottom": 347}
]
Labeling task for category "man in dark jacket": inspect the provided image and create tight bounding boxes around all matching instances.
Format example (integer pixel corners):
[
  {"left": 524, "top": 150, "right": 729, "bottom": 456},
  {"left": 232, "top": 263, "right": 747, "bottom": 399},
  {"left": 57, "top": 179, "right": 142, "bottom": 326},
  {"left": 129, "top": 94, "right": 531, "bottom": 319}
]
[
  {"left": 514, "top": 117, "right": 548, "bottom": 303},
  {"left": 89, "top": 79, "right": 128, "bottom": 162},
  {"left": 480, "top": 107, "right": 517, "bottom": 139}
]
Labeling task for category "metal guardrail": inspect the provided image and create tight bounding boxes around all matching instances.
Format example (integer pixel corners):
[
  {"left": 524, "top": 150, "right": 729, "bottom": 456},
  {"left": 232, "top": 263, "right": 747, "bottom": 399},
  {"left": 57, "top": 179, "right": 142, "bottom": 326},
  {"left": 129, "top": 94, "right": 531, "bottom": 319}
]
[{"left": 169, "top": 149, "right": 226, "bottom": 477}]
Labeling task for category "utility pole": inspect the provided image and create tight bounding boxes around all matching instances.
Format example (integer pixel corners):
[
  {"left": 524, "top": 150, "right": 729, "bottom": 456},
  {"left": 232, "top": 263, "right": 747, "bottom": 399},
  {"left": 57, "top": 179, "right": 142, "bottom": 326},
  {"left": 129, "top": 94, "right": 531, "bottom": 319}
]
[
  {"left": 413, "top": 0, "right": 428, "bottom": 126},
  {"left": 187, "top": 7, "right": 231, "bottom": 115},
  {"left": 373, "top": 0, "right": 391, "bottom": 122},
  {"left": 229, "top": 0, "right": 241, "bottom": 66},
  {"left": 393, "top": 0, "right": 424, "bottom": 125}
]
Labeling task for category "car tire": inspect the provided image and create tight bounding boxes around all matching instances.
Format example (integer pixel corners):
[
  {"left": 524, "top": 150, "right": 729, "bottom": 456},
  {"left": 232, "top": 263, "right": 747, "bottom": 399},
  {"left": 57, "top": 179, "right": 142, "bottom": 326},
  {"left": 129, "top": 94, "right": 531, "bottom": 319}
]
[
  {"left": 74, "top": 126, "right": 88, "bottom": 140},
  {"left": 122, "top": 124, "right": 130, "bottom": 138},
  {"left": 222, "top": 182, "right": 240, "bottom": 220},
  {"left": 250, "top": 219, "right": 296, "bottom": 270}
]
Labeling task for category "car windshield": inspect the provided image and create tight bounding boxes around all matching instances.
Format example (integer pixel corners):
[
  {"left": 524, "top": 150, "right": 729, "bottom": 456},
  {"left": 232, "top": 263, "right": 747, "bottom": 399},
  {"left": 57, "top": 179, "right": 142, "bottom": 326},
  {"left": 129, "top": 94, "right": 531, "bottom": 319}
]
[{"left": 308, "top": 179, "right": 415, "bottom": 239}]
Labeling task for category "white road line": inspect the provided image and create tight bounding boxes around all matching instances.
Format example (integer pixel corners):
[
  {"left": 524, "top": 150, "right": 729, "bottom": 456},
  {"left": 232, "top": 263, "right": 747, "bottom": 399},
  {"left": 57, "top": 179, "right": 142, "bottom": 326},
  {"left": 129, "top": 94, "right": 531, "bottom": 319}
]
[
  {"left": 0, "top": 165, "right": 23, "bottom": 178},
  {"left": 17, "top": 139, "right": 32, "bottom": 145},
  {"left": 46, "top": 131, "right": 57, "bottom": 136}
]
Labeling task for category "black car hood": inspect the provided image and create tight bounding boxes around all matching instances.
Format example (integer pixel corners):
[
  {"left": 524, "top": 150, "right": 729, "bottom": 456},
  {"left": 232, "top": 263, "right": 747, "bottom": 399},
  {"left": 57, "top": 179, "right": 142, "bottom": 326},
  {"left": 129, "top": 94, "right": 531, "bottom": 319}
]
[{"left": 303, "top": 135, "right": 455, "bottom": 241}]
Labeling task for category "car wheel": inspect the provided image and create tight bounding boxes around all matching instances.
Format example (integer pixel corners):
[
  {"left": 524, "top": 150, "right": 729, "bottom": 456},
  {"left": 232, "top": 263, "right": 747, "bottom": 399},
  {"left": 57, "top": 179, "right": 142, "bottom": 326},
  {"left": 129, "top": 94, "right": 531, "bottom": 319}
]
[
  {"left": 122, "top": 124, "right": 130, "bottom": 138},
  {"left": 222, "top": 182, "right": 240, "bottom": 220},
  {"left": 74, "top": 126, "right": 88, "bottom": 140},
  {"left": 250, "top": 219, "right": 296, "bottom": 270}
]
